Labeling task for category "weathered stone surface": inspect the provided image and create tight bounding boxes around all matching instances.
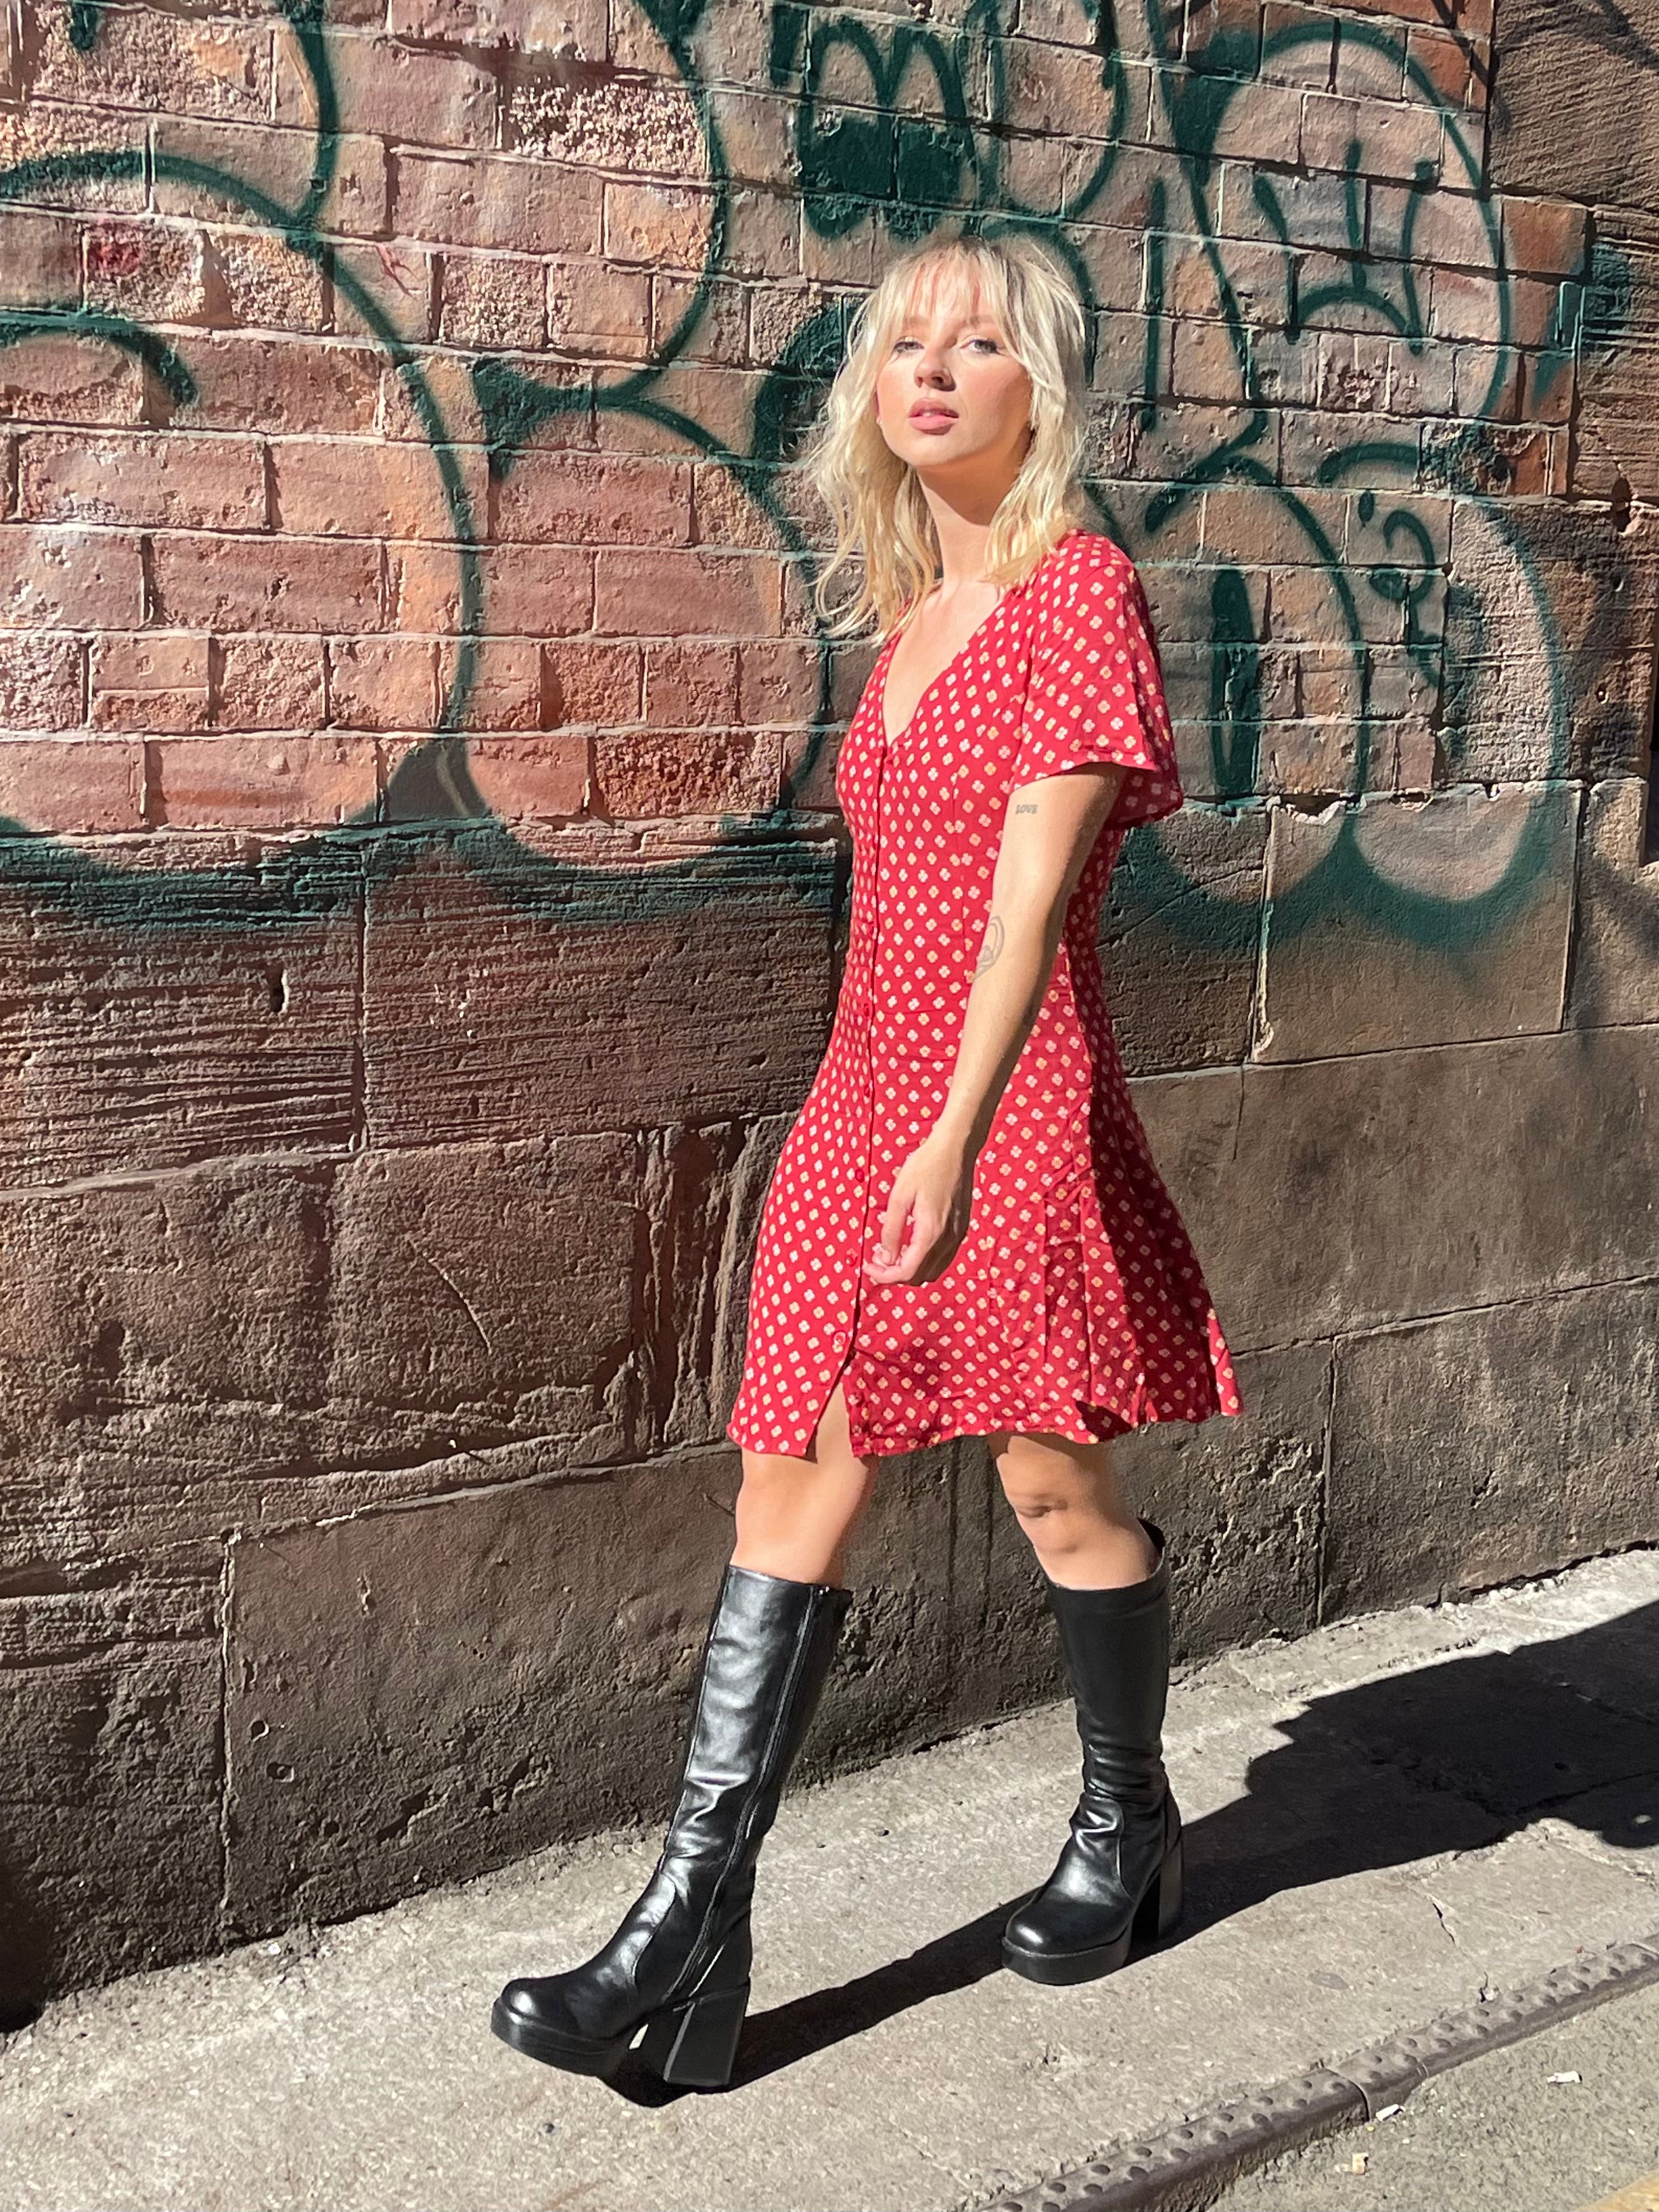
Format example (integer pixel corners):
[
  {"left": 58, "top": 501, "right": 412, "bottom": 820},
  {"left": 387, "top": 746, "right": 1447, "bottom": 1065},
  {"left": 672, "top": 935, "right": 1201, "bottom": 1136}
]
[
  {"left": 1567, "top": 777, "right": 1659, "bottom": 1030},
  {"left": 0, "top": 842, "right": 361, "bottom": 1188},
  {"left": 1105, "top": 804, "right": 1268, "bottom": 1075},
  {"left": 1443, "top": 499, "right": 1659, "bottom": 786},
  {"left": 1135, "top": 1026, "right": 1659, "bottom": 1351},
  {"left": 1324, "top": 1283, "right": 1659, "bottom": 1615},
  {"left": 1116, "top": 1341, "right": 1330, "bottom": 1660},
  {"left": 1572, "top": 206, "right": 1659, "bottom": 502},
  {"left": 361, "top": 830, "right": 839, "bottom": 1147},
  {"left": 1489, "top": 0, "right": 1659, "bottom": 218},
  {"left": 0, "top": 1552, "right": 223, "bottom": 2019},
  {"left": 1256, "top": 784, "right": 1576, "bottom": 1059},
  {"left": 0, "top": 1160, "right": 335, "bottom": 1556},
  {"left": 326, "top": 1134, "right": 639, "bottom": 1468},
  {"left": 0, "top": 1137, "right": 655, "bottom": 1559},
  {"left": 221, "top": 1435, "right": 1049, "bottom": 1933}
]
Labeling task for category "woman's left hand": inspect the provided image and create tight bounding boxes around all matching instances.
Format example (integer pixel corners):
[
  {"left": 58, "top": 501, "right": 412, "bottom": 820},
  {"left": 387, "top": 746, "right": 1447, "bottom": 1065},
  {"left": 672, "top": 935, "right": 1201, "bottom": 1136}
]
[{"left": 864, "top": 1129, "right": 977, "bottom": 1286}]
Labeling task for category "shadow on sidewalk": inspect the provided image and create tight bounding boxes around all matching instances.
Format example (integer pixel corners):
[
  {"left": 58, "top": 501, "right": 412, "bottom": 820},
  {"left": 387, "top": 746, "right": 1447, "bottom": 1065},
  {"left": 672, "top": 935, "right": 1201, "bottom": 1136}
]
[{"left": 679, "top": 1596, "right": 1659, "bottom": 2100}]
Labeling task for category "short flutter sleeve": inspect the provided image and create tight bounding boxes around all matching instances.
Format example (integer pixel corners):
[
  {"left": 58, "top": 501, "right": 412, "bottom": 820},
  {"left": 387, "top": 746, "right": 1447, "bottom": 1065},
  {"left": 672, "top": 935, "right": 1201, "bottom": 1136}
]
[{"left": 1009, "top": 544, "right": 1184, "bottom": 829}]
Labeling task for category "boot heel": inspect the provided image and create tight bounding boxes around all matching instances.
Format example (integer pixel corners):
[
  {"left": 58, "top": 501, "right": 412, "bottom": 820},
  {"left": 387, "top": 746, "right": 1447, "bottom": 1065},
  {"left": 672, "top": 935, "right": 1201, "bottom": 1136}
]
[
  {"left": 1132, "top": 1830, "right": 1184, "bottom": 1950},
  {"left": 637, "top": 1976, "right": 750, "bottom": 2088}
]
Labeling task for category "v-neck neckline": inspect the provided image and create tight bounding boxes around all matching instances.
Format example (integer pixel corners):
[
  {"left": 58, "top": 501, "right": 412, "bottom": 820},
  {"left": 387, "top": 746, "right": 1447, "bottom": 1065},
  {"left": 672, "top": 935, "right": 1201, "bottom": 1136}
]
[{"left": 873, "top": 529, "right": 1078, "bottom": 746}]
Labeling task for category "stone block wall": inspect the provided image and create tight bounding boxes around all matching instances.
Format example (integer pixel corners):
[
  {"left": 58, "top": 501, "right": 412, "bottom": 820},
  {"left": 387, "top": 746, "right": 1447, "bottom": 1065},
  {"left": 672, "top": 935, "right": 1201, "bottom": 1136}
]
[{"left": 3, "top": 0, "right": 1658, "bottom": 2010}]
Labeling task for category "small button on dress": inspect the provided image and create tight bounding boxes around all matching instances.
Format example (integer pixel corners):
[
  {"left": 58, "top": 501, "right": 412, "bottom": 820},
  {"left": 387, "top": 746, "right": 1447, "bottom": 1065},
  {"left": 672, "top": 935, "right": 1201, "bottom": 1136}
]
[{"left": 725, "top": 526, "right": 1243, "bottom": 1461}]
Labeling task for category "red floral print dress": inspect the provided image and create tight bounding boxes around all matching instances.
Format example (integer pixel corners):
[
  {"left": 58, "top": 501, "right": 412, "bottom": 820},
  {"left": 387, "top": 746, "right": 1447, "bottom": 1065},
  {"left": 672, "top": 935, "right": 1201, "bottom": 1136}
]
[{"left": 725, "top": 526, "right": 1242, "bottom": 1460}]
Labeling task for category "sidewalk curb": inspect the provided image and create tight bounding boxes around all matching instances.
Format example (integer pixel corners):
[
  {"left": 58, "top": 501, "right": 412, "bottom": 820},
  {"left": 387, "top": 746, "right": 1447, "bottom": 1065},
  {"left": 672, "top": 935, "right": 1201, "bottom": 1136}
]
[{"left": 987, "top": 1930, "right": 1659, "bottom": 2212}]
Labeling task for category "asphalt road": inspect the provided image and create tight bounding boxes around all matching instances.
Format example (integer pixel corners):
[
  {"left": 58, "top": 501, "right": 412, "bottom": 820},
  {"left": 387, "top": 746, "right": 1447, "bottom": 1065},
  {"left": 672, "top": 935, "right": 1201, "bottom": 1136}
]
[{"left": 1211, "top": 1978, "right": 1659, "bottom": 2212}]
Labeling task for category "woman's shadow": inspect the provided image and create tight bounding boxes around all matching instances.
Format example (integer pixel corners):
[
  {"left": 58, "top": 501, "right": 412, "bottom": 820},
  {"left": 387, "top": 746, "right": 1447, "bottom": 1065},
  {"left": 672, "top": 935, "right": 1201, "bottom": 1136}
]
[{"left": 656, "top": 1595, "right": 1659, "bottom": 2098}]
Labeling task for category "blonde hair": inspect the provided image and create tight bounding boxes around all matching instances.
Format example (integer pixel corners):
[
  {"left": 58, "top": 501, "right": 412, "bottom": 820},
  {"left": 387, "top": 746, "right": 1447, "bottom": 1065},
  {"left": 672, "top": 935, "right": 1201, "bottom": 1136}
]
[{"left": 798, "top": 226, "right": 1091, "bottom": 641}]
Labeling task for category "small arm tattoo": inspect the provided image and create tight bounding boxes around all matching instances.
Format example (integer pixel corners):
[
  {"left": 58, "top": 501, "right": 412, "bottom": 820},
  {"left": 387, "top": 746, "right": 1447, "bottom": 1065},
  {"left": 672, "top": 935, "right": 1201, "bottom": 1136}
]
[
  {"left": 1013, "top": 800, "right": 1039, "bottom": 814},
  {"left": 974, "top": 913, "right": 1005, "bottom": 975}
]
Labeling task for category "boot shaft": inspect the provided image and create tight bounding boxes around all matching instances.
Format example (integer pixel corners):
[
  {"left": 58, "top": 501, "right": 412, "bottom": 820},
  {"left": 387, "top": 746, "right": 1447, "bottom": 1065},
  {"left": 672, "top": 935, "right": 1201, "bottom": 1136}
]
[
  {"left": 1043, "top": 1521, "right": 1171, "bottom": 1814},
  {"left": 662, "top": 1564, "right": 853, "bottom": 1867}
]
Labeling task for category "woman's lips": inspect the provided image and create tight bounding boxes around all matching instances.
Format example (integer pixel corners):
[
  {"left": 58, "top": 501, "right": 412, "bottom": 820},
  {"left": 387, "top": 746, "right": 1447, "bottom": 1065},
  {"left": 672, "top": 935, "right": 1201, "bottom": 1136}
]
[{"left": 909, "top": 407, "right": 959, "bottom": 429}]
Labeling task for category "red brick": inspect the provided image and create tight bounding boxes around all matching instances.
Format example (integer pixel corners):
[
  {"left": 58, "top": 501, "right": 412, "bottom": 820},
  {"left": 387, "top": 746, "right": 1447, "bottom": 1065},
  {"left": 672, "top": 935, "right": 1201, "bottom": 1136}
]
[
  {"left": 0, "top": 104, "right": 145, "bottom": 210},
  {"left": 1261, "top": 3, "right": 1338, "bottom": 87},
  {"left": 604, "top": 180, "right": 717, "bottom": 273},
  {"left": 1503, "top": 197, "right": 1589, "bottom": 281},
  {"left": 274, "top": 438, "right": 485, "bottom": 542},
  {"left": 328, "top": 637, "right": 439, "bottom": 730},
  {"left": 0, "top": 737, "right": 142, "bottom": 833},
  {"left": 705, "top": 87, "right": 797, "bottom": 192},
  {"left": 389, "top": 542, "right": 592, "bottom": 636},
  {"left": 651, "top": 271, "right": 736, "bottom": 365},
  {"left": 1171, "top": 317, "right": 1247, "bottom": 405},
  {"left": 0, "top": 634, "right": 82, "bottom": 729},
  {"left": 739, "top": 640, "right": 820, "bottom": 727},
  {"left": 593, "top": 548, "right": 781, "bottom": 638},
  {"left": 30, "top": 4, "right": 272, "bottom": 122},
  {"left": 1520, "top": 351, "right": 1575, "bottom": 428},
  {"left": 593, "top": 728, "right": 781, "bottom": 817},
  {"left": 148, "top": 734, "right": 380, "bottom": 829},
  {"left": 208, "top": 226, "right": 328, "bottom": 333},
  {"left": 1370, "top": 181, "right": 1494, "bottom": 269},
  {"left": 83, "top": 217, "right": 212, "bottom": 323},
  {"left": 591, "top": 361, "right": 768, "bottom": 460},
  {"left": 448, "top": 734, "right": 588, "bottom": 821},
  {"left": 437, "top": 254, "right": 546, "bottom": 351},
  {"left": 562, "top": 258, "right": 659, "bottom": 354},
  {"left": 541, "top": 640, "right": 642, "bottom": 725},
  {"left": 388, "top": 0, "right": 605, "bottom": 45},
  {"left": 179, "top": 337, "right": 383, "bottom": 438},
  {"left": 491, "top": 452, "right": 692, "bottom": 546},
  {"left": 153, "top": 118, "right": 388, "bottom": 237},
  {"left": 437, "top": 637, "right": 542, "bottom": 730},
  {"left": 1300, "top": 91, "right": 1443, "bottom": 180},
  {"left": 1185, "top": 0, "right": 1263, "bottom": 70},
  {"left": 643, "top": 641, "right": 739, "bottom": 725},
  {"left": 91, "top": 633, "right": 211, "bottom": 734},
  {"left": 392, "top": 151, "right": 600, "bottom": 254},
  {"left": 509, "top": 74, "right": 703, "bottom": 177},
  {"left": 18, "top": 431, "right": 267, "bottom": 531},
  {"left": 0, "top": 526, "right": 144, "bottom": 629},
  {"left": 214, "top": 636, "right": 326, "bottom": 730},
  {"left": 373, "top": 347, "right": 501, "bottom": 445},
  {"left": 274, "top": 33, "right": 497, "bottom": 149},
  {"left": 1405, "top": 24, "right": 1476, "bottom": 106},
  {"left": 0, "top": 335, "right": 148, "bottom": 429},
  {"left": 149, "top": 532, "right": 383, "bottom": 632},
  {"left": 329, "top": 241, "right": 437, "bottom": 347},
  {"left": 0, "top": 207, "right": 80, "bottom": 305},
  {"left": 1429, "top": 266, "right": 1505, "bottom": 345}
]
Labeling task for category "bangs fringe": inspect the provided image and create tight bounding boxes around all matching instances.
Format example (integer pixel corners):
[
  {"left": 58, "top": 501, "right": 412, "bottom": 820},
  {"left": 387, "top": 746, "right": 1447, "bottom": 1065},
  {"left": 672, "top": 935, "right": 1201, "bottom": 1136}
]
[{"left": 795, "top": 226, "right": 1092, "bottom": 641}]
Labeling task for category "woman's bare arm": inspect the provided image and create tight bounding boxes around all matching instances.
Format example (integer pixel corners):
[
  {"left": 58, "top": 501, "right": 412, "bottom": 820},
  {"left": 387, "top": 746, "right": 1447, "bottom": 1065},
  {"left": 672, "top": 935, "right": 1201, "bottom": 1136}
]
[{"left": 865, "top": 762, "right": 1126, "bottom": 1286}]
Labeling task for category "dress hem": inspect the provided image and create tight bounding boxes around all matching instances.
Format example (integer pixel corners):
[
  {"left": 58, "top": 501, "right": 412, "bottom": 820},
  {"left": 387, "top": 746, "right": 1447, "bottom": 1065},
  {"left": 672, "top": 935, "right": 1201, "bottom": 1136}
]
[{"left": 725, "top": 1379, "right": 1243, "bottom": 1461}]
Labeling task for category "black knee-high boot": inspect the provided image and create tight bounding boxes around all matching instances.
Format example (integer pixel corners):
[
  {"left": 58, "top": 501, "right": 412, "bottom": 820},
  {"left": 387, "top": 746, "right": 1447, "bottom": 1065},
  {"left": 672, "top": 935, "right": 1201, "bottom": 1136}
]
[
  {"left": 492, "top": 1562, "right": 853, "bottom": 2087},
  {"left": 1001, "top": 1518, "right": 1184, "bottom": 1985}
]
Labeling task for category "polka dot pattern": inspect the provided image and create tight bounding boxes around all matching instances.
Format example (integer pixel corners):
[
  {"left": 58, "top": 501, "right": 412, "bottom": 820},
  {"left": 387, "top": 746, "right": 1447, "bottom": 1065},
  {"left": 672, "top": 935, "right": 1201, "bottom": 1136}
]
[{"left": 725, "top": 527, "right": 1244, "bottom": 1460}]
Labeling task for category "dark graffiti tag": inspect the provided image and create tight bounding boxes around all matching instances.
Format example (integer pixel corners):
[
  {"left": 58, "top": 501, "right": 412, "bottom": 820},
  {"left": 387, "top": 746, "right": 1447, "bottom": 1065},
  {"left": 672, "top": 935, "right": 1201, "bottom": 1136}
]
[{"left": 0, "top": 0, "right": 1591, "bottom": 963}]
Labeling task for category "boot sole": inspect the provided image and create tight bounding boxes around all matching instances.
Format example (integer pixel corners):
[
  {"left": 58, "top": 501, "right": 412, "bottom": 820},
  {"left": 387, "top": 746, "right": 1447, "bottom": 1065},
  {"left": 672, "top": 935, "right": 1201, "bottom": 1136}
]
[
  {"left": 490, "top": 1973, "right": 753, "bottom": 2090},
  {"left": 1001, "top": 1838, "right": 1184, "bottom": 1986},
  {"left": 490, "top": 1998, "right": 632, "bottom": 2077}
]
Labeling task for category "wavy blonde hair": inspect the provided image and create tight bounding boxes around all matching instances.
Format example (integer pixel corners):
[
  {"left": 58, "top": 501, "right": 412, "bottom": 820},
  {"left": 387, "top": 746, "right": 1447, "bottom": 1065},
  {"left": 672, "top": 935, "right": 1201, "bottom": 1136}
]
[{"left": 798, "top": 226, "right": 1091, "bottom": 642}]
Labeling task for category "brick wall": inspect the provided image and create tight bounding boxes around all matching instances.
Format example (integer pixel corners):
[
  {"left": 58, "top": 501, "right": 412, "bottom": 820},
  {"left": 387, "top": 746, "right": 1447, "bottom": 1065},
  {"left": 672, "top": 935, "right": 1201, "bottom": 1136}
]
[{"left": 3, "top": 0, "right": 1658, "bottom": 2010}]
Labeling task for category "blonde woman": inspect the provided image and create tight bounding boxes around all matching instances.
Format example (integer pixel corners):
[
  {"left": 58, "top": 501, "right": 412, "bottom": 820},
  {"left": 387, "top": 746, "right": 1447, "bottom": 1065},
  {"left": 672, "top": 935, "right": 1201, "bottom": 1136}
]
[{"left": 493, "top": 227, "right": 1240, "bottom": 2088}]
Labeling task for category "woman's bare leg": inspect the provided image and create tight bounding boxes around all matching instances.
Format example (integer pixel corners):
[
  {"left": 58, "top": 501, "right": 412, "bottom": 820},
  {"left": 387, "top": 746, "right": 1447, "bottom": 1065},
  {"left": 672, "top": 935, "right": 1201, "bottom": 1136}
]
[
  {"left": 732, "top": 1376, "right": 879, "bottom": 1585},
  {"left": 989, "top": 1427, "right": 1158, "bottom": 1587}
]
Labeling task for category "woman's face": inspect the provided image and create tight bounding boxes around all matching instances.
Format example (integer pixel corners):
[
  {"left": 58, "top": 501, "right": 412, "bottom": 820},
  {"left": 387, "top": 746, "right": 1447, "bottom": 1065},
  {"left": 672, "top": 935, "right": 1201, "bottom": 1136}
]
[{"left": 870, "top": 268, "right": 1034, "bottom": 487}]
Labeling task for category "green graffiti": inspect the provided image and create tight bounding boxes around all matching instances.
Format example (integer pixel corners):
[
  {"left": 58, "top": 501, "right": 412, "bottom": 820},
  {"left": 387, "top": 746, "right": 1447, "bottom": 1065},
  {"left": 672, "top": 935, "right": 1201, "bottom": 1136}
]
[{"left": 0, "top": 0, "right": 1606, "bottom": 968}]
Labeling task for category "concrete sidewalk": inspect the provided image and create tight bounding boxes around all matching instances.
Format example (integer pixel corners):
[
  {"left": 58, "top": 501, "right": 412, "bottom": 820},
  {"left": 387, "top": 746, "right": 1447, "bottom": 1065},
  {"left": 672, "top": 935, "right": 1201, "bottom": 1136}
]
[{"left": 2, "top": 1549, "right": 1657, "bottom": 2212}]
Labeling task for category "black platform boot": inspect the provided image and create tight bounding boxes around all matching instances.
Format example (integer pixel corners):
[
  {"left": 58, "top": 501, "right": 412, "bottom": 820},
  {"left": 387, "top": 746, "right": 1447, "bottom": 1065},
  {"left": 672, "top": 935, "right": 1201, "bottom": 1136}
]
[
  {"left": 492, "top": 1561, "right": 853, "bottom": 2087},
  {"left": 1001, "top": 1518, "right": 1184, "bottom": 1985}
]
